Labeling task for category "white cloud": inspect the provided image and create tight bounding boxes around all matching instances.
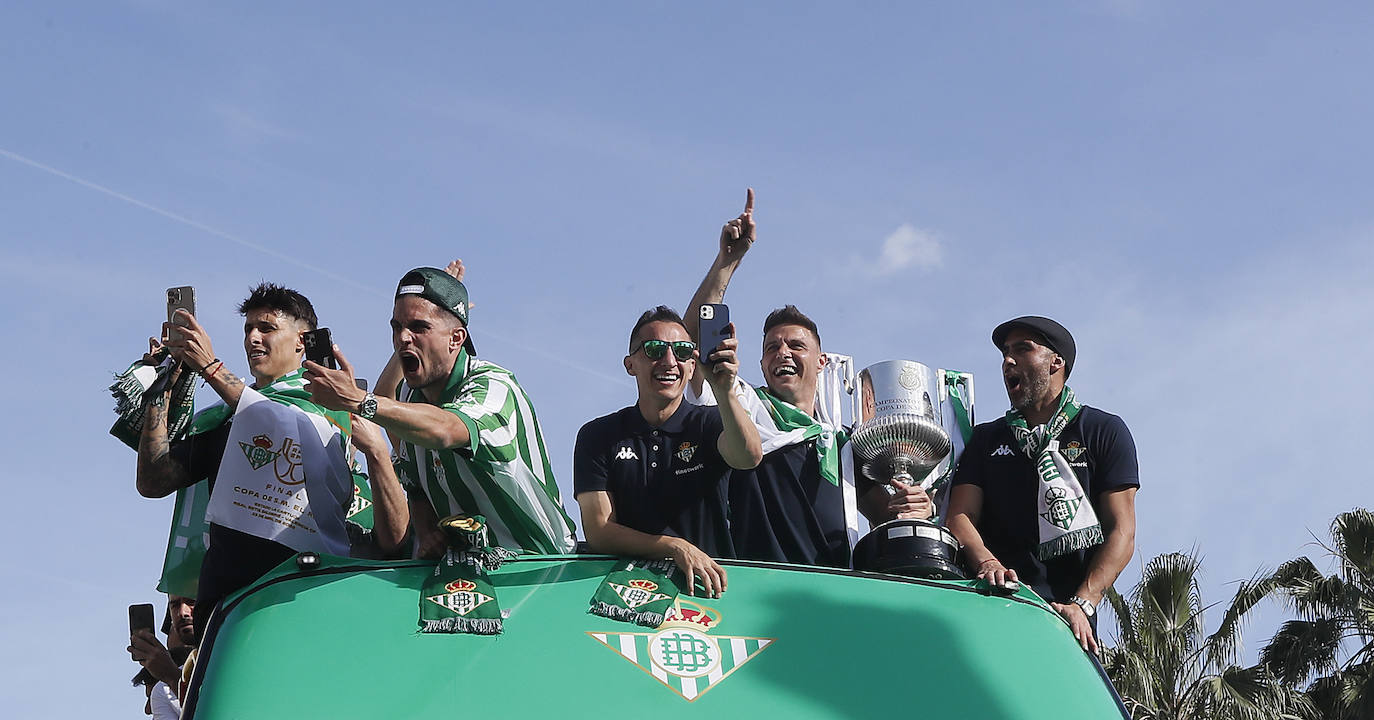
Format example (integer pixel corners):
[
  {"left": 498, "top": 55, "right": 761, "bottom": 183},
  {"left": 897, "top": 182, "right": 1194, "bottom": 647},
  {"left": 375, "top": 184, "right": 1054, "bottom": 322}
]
[{"left": 875, "top": 224, "right": 943, "bottom": 274}]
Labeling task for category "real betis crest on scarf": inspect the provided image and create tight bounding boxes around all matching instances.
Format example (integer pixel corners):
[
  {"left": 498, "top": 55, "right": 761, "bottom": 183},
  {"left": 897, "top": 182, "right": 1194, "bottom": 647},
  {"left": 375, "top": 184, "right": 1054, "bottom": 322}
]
[
  {"left": 419, "top": 514, "right": 515, "bottom": 635},
  {"left": 588, "top": 559, "right": 681, "bottom": 628},
  {"left": 1005, "top": 387, "right": 1104, "bottom": 560}
]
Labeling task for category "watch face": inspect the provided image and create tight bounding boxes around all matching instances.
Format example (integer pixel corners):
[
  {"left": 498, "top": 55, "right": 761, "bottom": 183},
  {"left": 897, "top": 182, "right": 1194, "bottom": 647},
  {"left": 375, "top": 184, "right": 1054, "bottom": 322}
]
[{"left": 360, "top": 393, "right": 378, "bottom": 419}]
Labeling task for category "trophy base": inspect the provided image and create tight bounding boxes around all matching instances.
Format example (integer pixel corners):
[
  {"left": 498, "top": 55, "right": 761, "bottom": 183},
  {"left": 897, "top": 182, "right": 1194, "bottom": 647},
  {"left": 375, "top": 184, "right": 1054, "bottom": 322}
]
[{"left": 852, "top": 520, "right": 965, "bottom": 581}]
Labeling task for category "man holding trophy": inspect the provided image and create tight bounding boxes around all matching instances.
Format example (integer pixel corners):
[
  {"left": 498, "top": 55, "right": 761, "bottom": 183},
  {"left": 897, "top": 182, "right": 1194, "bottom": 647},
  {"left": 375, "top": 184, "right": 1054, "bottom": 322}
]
[
  {"left": 684, "top": 189, "right": 932, "bottom": 569},
  {"left": 946, "top": 317, "right": 1139, "bottom": 654}
]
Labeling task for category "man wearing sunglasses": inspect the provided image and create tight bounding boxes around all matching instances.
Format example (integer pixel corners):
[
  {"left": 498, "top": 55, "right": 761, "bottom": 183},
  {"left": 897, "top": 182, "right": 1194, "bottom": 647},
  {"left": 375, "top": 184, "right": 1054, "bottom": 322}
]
[
  {"left": 684, "top": 189, "right": 933, "bottom": 569},
  {"left": 574, "top": 306, "right": 763, "bottom": 597}
]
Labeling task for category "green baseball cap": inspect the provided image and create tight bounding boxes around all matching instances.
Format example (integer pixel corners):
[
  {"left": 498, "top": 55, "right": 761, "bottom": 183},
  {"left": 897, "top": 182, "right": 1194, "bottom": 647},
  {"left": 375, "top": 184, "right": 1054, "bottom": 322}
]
[{"left": 396, "top": 267, "right": 476, "bottom": 353}]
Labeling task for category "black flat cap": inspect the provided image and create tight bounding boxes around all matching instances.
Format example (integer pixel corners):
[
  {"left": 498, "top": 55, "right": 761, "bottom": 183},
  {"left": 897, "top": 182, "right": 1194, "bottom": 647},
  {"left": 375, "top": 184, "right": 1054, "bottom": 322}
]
[
  {"left": 396, "top": 267, "right": 476, "bottom": 354},
  {"left": 992, "top": 316, "right": 1075, "bottom": 378}
]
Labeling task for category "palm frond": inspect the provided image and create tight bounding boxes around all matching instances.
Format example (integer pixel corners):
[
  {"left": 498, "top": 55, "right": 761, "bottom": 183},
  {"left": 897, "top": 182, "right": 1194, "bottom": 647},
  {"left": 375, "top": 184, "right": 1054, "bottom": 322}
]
[
  {"left": 1105, "top": 585, "right": 1137, "bottom": 649},
  {"left": 1267, "top": 556, "right": 1356, "bottom": 621},
  {"left": 1137, "top": 552, "right": 1205, "bottom": 640},
  {"left": 1259, "top": 618, "right": 1343, "bottom": 685},
  {"left": 1303, "top": 660, "right": 1374, "bottom": 720},
  {"left": 1195, "top": 665, "right": 1289, "bottom": 720},
  {"left": 1268, "top": 558, "right": 1323, "bottom": 593},
  {"left": 1338, "top": 659, "right": 1374, "bottom": 720},
  {"left": 1103, "top": 644, "right": 1160, "bottom": 711},
  {"left": 1332, "top": 509, "right": 1374, "bottom": 590},
  {"left": 1305, "top": 673, "right": 1344, "bottom": 719},
  {"left": 1206, "top": 570, "right": 1282, "bottom": 669}
]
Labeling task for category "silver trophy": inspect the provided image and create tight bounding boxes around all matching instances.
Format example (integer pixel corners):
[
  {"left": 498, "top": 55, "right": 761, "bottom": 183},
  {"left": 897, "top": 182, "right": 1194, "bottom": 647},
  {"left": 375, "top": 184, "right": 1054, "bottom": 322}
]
[
  {"left": 849, "top": 360, "right": 952, "bottom": 487},
  {"left": 848, "top": 360, "right": 963, "bottom": 579}
]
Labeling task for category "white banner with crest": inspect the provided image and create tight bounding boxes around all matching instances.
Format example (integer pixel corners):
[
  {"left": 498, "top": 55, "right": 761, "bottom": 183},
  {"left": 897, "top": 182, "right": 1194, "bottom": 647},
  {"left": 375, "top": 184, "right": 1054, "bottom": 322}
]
[{"left": 205, "top": 388, "right": 351, "bottom": 555}]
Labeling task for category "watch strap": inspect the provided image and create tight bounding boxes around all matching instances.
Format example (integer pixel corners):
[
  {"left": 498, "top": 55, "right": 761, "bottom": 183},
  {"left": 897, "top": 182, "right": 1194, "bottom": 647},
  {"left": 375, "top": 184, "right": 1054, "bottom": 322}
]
[{"left": 1069, "top": 594, "right": 1096, "bottom": 617}]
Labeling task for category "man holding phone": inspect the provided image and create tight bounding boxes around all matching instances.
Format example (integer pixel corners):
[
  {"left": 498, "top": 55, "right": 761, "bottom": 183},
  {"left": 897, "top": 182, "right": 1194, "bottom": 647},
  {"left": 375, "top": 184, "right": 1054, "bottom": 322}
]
[
  {"left": 129, "top": 595, "right": 196, "bottom": 717},
  {"left": 136, "top": 283, "right": 354, "bottom": 639},
  {"left": 684, "top": 189, "right": 932, "bottom": 569},
  {"left": 573, "top": 307, "right": 762, "bottom": 596},
  {"left": 304, "top": 267, "right": 577, "bottom": 557}
]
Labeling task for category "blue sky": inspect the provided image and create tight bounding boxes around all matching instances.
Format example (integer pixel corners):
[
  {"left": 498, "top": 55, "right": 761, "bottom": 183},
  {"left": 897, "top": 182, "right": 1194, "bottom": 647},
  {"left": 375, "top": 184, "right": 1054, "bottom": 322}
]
[{"left": 3, "top": 2, "right": 1372, "bottom": 715}]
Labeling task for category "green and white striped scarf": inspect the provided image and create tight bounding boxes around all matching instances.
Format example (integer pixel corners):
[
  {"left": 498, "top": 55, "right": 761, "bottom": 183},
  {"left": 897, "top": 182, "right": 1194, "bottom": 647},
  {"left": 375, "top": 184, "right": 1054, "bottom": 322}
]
[
  {"left": 109, "top": 356, "right": 199, "bottom": 450},
  {"left": 751, "top": 387, "right": 846, "bottom": 487},
  {"left": 1004, "top": 387, "right": 1103, "bottom": 560}
]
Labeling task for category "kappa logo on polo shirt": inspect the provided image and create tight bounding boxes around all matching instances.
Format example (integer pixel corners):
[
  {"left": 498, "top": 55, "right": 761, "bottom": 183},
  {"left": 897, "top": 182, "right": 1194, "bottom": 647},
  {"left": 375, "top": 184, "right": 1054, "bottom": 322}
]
[
  {"left": 615, "top": 446, "right": 639, "bottom": 461},
  {"left": 991, "top": 445, "right": 1015, "bottom": 457}
]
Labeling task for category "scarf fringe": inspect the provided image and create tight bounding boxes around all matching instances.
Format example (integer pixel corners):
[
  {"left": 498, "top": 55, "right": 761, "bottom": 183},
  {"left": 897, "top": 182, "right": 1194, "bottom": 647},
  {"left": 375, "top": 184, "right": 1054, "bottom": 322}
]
[
  {"left": 110, "top": 371, "right": 150, "bottom": 413},
  {"left": 108, "top": 359, "right": 201, "bottom": 450},
  {"left": 589, "top": 601, "right": 665, "bottom": 629},
  {"left": 1036, "top": 525, "right": 1105, "bottom": 561},
  {"left": 421, "top": 617, "right": 503, "bottom": 635}
]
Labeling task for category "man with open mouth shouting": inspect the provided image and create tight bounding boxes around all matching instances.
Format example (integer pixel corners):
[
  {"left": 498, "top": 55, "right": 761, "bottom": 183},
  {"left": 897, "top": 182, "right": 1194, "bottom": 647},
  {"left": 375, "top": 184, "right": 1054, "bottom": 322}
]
[
  {"left": 946, "top": 316, "right": 1140, "bottom": 655},
  {"left": 305, "top": 267, "right": 577, "bottom": 557},
  {"left": 573, "top": 306, "right": 762, "bottom": 597}
]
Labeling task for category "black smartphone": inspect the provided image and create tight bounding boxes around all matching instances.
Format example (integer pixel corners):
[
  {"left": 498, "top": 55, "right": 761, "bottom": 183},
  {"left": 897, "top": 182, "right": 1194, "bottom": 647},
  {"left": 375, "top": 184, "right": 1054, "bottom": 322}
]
[
  {"left": 129, "top": 603, "right": 156, "bottom": 636},
  {"left": 698, "top": 303, "right": 730, "bottom": 364},
  {"left": 303, "top": 328, "right": 337, "bottom": 369},
  {"left": 354, "top": 378, "right": 368, "bottom": 391},
  {"left": 166, "top": 286, "right": 196, "bottom": 341}
]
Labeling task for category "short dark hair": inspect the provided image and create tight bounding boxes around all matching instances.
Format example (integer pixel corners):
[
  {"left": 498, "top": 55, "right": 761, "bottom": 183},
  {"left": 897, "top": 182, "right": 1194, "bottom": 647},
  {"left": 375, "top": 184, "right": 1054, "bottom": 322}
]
[
  {"left": 629, "top": 306, "right": 687, "bottom": 352},
  {"left": 763, "top": 305, "right": 821, "bottom": 348},
  {"left": 238, "top": 283, "right": 318, "bottom": 330}
]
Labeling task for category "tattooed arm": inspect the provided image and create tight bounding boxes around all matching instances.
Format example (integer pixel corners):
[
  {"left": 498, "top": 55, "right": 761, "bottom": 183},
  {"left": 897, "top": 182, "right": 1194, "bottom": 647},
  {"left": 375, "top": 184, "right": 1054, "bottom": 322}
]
[{"left": 136, "top": 377, "right": 196, "bottom": 499}]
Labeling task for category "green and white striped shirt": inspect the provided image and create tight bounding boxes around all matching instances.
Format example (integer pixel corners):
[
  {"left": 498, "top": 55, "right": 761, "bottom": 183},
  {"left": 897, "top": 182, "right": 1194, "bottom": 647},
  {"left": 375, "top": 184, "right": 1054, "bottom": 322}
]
[{"left": 394, "top": 349, "right": 576, "bottom": 554}]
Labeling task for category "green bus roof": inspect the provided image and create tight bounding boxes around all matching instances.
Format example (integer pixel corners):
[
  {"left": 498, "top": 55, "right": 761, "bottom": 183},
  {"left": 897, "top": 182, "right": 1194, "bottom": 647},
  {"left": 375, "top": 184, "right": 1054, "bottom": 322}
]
[{"left": 185, "top": 554, "right": 1127, "bottom": 719}]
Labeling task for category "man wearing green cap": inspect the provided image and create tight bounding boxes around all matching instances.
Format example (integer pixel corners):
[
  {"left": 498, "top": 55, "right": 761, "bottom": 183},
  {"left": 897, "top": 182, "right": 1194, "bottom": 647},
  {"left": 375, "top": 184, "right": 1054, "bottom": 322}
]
[{"left": 306, "top": 267, "right": 576, "bottom": 556}]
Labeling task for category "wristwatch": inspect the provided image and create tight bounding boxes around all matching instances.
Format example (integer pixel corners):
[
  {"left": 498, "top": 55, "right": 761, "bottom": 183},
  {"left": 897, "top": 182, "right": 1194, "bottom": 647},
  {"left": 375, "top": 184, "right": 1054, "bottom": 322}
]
[
  {"left": 358, "top": 391, "right": 378, "bottom": 420},
  {"left": 1069, "top": 594, "right": 1096, "bottom": 618}
]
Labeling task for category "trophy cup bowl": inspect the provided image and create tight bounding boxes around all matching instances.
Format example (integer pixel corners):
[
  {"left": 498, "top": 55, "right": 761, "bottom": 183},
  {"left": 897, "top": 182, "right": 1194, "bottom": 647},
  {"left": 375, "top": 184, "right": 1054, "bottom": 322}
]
[
  {"left": 849, "top": 413, "right": 952, "bottom": 485},
  {"left": 848, "top": 361, "right": 964, "bottom": 580},
  {"left": 848, "top": 360, "right": 952, "bottom": 485}
]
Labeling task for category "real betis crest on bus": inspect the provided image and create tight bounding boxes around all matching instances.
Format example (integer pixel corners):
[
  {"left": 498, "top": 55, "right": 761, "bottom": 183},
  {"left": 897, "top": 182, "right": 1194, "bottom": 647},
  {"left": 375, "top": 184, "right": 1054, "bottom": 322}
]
[{"left": 588, "top": 598, "right": 774, "bottom": 701}]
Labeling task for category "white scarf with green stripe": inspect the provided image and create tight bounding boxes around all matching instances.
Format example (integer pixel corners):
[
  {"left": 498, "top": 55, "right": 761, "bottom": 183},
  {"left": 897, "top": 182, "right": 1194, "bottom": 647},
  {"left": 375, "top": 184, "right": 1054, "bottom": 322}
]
[
  {"left": 689, "top": 377, "right": 857, "bottom": 543},
  {"left": 1004, "top": 387, "right": 1104, "bottom": 560}
]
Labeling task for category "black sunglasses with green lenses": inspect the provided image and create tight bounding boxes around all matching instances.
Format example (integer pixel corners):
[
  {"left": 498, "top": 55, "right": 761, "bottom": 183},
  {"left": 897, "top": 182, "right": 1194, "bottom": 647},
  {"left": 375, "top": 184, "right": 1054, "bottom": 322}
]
[{"left": 635, "top": 339, "right": 697, "bottom": 362}]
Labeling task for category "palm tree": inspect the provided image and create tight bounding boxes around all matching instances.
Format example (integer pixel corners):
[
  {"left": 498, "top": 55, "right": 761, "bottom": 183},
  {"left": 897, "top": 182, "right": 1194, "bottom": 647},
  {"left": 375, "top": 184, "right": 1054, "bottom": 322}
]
[
  {"left": 1101, "top": 551, "right": 1312, "bottom": 719},
  {"left": 1259, "top": 508, "right": 1374, "bottom": 720}
]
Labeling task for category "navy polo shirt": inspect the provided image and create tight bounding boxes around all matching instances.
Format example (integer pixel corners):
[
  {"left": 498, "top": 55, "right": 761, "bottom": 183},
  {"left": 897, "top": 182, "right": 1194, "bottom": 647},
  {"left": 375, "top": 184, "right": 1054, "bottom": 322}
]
[
  {"left": 573, "top": 401, "right": 735, "bottom": 558},
  {"left": 952, "top": 406, "right": 1139, "bottom": 603},
  {"left": 730, "top": 440, "right": 850, "bottom": 568}
]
